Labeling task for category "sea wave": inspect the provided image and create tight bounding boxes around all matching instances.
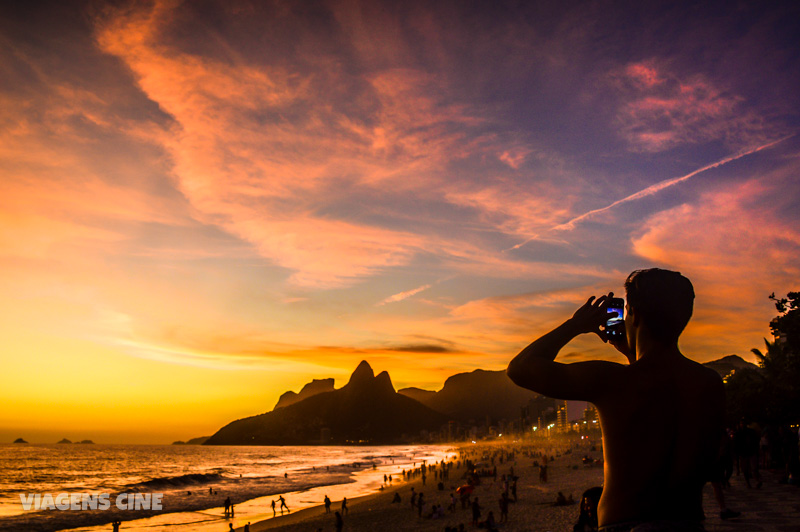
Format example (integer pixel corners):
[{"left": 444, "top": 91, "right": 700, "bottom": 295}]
[{"left": 129, "top": 473, "right": 225, "bottom": 490}]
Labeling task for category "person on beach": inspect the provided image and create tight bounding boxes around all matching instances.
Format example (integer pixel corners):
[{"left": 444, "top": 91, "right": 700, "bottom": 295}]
[
  {"left": 574, "top": 486, "right": 603, "bottom": 532},
  {"left": 471, "top": 497, "right": 482, "bottom": 525},
  {"left": 279, "top": 495, "right": 289, "bottom": 513},
  {"left": 224, "top": 497, "right": 231, "bottom": 517},
  {"left": 244, "top": 523, "right": 250, "bottom": 532},
  {"left": 271, "top": 499, "right": 276, "bottom": 516},
  {"left": 335, "top": 510, "right": 344, "bottom": 532},
  {"left": 111, "top": 520, "right": 121, "bottom": 532},
  {"left": 508, "top": 268, "right": 724, "bottom": 531},
  {"left": 734, "top": 419, "right": 762, "bottom": 488},
  {"left": 481, "top": 510, "right": 498, "bottom": 532},
  {"left": 499, "top": 492, "right": 509, "bottom": 522},
  {"left": 324, "top": 494, "right": 332, "bottom": 512},
  {"left": 228, "top": 524, "right": 234, "bottom": 531},
  {"left": 341, "top": 496, "right": 348, "bottom": 515}
]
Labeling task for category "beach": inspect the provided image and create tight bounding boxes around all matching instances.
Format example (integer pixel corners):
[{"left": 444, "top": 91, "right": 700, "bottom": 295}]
[
  {"left": 243, "top": 443, "right": 800, "bottom": 532},
  {"left": 249, "top": 439, "right": 603, "bottom": 532},
  {"left": 8, "top": 439, "right": 799, "bottom": 531}
]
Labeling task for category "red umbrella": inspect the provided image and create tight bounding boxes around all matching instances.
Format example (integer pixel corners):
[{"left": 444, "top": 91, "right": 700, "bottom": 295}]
[{"left": 456, "top": 485, "right": 474, "bottom": 495}]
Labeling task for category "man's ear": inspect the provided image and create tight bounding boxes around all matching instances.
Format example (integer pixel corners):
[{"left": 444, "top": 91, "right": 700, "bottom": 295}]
[{"left": 628, "top": 306, "right": 641, "bottom": 327}]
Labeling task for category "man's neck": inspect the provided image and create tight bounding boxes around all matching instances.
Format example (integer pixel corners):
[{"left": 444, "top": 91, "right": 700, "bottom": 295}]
[{"left": 635, "top": 335, "right": 681, "bottom": 362}]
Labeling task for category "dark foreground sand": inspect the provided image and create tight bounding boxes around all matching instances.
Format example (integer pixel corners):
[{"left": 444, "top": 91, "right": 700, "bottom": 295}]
[{"left": 243, "top": 447, "right": 800, "bottom": 532}]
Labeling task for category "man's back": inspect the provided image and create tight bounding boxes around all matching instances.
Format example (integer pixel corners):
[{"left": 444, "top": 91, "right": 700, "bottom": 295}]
[{"left": 596, "top": 352, "right": 724, "bottom": 525}]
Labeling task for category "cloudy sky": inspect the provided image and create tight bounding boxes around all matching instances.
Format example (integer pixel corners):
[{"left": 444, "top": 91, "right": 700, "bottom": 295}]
[{"left": 1, "top": 0, "right": 798, "bottom": 442}]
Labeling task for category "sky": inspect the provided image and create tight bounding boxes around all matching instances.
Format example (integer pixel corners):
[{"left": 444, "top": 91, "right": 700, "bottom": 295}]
[{"left": 1, "top": 0, "right": 799, "bottom": 443}]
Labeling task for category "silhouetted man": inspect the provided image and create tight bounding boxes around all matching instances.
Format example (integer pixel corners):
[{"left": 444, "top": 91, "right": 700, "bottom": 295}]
[
  {"left": 279, "top": 495, "right": 289, "bottom": 513},
  {"left": 508, "top": 269, "right": 724, "bottom": 531}
]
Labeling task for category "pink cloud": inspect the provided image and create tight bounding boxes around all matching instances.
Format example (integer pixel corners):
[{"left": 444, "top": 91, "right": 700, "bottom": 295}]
[
  {"left": 498, "top": 148, "right": 529, "bottom": 169},
  {"left": 609, "top": 61, "right": 775, "bottom": 152}
]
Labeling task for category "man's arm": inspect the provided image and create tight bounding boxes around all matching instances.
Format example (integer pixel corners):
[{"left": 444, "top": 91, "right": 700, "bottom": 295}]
[{"left": 506, "top": 295, "right": 625, "bottom": 402}]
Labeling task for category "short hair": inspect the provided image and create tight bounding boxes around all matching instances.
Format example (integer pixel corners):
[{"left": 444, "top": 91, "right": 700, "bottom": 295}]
[{"left": 624, "top": 268, "right": 694, "bottom": 345}]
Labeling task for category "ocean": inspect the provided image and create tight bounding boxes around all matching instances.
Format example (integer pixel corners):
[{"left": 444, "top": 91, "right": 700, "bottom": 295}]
[{"left": 0, "top": 443, "right": 453, "bottom": 531}]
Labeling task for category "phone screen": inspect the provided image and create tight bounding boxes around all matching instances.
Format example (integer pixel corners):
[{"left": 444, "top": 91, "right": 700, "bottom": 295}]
[{"left": 605, "top": 298, "right": 624, "bottom": 340}]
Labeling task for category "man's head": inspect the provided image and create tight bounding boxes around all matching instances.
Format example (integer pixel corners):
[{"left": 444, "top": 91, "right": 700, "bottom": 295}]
[{"left": 624, "top": 268, "right": 694, "bottom": 346}]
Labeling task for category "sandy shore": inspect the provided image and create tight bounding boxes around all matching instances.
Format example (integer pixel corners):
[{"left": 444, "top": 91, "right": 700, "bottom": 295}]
[
  {"left": 241, "top": 444, "right": 800, "bottom": 532},
  {"left": 247, "top": 440, "right": 606, "bottom": 532}
]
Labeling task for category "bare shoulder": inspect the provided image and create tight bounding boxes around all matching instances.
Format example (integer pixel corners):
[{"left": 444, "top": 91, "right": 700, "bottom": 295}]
[
  {"left": 687, "top": 357, "right": 724, "bottom": 383},
  {"left": 682, "top": 356, "right": 725, "bottom": 401}
]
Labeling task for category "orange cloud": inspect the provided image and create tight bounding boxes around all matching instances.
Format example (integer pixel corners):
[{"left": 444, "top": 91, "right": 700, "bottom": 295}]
[{"left": 92, "top": 2, "right": 509, "bottom": 288}]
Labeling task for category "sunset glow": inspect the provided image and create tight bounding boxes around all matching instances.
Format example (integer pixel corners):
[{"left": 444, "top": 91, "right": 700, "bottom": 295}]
[{"left": 1, "top": 1, "right": 798, "bottom": 443}]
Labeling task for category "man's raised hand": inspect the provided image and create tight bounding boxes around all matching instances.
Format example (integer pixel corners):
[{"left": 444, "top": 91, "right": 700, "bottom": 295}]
[{"left": 569, "top": 292, "right": 615, "bottom": 340}]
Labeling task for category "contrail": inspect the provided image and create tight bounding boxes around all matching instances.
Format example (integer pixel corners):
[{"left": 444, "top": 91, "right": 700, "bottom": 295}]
[
  {"left": 505, "top": 134, "right": 793, "bottom": 251},
  {"left": 377, "top": 284, "right": 432, "bottom": 306}
]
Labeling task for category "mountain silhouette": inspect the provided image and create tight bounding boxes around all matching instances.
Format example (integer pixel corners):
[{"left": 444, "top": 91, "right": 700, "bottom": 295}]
[
  {"left": 205, "top": 361, "right": 447, "bottom": 445},
  {"left": 399, "top": 369, "right": 541, "bottom": 422},
  {"left": 274, "top": 378, "right": 335, "bottom": 410},
  {"left": 703, "top": 354, "right": 758, "bottom": 378}
]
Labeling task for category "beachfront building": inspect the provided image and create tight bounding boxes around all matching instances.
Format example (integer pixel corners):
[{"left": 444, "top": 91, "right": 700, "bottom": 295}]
[{"left": 556, "top": 400, "right": 568, "bottom": 432}]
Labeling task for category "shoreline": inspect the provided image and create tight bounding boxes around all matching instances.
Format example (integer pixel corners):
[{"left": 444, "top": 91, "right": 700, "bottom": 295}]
[
  {"left": 50, "top": 446, "right": 454, "bottom": 532},
  {"left": 252, "top": 439, "right": 605, "bottom": 532}
]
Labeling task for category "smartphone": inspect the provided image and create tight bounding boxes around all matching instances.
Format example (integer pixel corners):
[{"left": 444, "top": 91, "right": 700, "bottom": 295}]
[{"left": 605, "top": 297, "right": 625, "bottom": 342}]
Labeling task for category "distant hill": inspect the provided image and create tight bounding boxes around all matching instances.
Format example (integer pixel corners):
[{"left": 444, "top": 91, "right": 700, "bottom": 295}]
[
  {"left": 13, "top": 438, "right": 27, "bottom": 444},
  {"left": 703, "top": 355, "right": 758, "bottom": 378},
  {"left": 397, "top": 387, "right": 437, "bottom": 404},
  {"left": 205, "top": 361, "right": 447, "bottom": 445},
  {"left": 57, "top": 438, "right": 72, "bottom": 444},
  {"left": 399, "top": 369, "right": 541, "bottom": 423},
  {"left": 173, "top": 436, "right": 210, "bottom": 445},
  {"left": 274, "top": 378, "right": 335, "bottom": 410}
]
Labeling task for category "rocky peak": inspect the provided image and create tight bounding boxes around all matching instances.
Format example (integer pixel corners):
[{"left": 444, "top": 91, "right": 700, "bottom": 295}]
[
  {"left": 347, "top": 360, "right": 375, "bottom": 386},
  {"left": 375, "top": 370, "right": 395, "bottom": 394},
  {"left": 274, "top": 378, "right": 336, "bottom": 410}
]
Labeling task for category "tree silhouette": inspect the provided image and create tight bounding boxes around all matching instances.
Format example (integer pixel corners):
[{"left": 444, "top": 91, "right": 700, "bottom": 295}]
[
  {"left": 726, "top": 292, "right": 800, "bottom": 424},
  {"left": 768, "top": 291, "right": 800, "bottom": 352}
]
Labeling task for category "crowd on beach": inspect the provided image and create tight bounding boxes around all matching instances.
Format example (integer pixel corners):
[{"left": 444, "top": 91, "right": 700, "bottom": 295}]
[
  {"left": 96, "top": 426, "right": 800, "bottom": 531},
  {"left": 255, "top": 426, "right": 799, "bottom": 531},
  {"left": 291, "top": 438, "right": 596, "bottom": 532}
]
